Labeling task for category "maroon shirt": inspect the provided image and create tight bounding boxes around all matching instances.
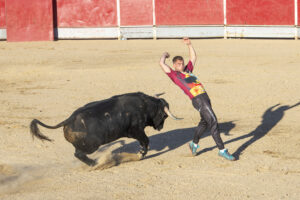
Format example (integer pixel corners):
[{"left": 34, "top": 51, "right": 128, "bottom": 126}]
[{"left": 166, "top": 61, "right": 206, "bottom": 99}]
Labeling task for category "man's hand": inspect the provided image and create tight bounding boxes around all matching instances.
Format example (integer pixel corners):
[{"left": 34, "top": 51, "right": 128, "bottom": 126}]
[
  {"left": 159, "top": 52, "right": 171, "bottom": 73},
  {"left": 162, "top": 52, "right": 170, "bottom": 59},
  {"left": 183, "top": 37, "right": 191, "bottom": 46},
  {"left": 183, "top": 37, "right": 196, "bottom": 65}
]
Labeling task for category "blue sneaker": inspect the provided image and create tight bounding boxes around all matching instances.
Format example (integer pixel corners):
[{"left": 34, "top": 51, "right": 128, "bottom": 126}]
[
  {"left": 189, "top": 141, "right": 199, "bottom": 156},
  {"left": 218, "top": 149, "right": 235, "bottom": 161}
]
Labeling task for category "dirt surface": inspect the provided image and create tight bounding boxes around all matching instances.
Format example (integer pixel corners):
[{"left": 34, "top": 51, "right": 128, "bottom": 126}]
[{"left": 0, "top": 39, "right": 300, "bottom": 199}]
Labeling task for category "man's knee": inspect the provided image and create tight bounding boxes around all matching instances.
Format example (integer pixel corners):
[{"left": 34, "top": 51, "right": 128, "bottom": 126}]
[
  {"left": 210, "top": 119, "right": 219, "bottom": 134},
  {"left": 198, "top": 120, "right": 207, "bottom": 128},
  {"left": 206, "top": 116, "right": 218, "bottom": 130}
]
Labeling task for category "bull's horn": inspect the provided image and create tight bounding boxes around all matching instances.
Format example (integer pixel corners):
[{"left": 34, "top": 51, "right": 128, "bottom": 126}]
[
  {"left": 164, "top": 107, "right": 183, "bottom": 120},
  {"left": 154, "top": 92, "right": 165, "bottom": 98}
]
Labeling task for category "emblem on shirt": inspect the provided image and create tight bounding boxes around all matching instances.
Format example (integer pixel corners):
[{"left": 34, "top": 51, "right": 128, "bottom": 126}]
[{"left": 183, "top": 72, "right": 205, "bottom": 96}]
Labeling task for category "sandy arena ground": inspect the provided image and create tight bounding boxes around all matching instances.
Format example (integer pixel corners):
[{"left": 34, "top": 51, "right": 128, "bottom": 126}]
[{"left": 0, "top": 39, "right": 300, "bottom": 199}]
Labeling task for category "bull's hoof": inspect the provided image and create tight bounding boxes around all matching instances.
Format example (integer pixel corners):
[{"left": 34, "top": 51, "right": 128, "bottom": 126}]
[
  {"left": 139, "top": 150, "right": 147, "bottom": 159},
  {"left": 138, "top": 154, "right": 146, "bottom": 160},
  {"left": 139, "top": 145, "right": 149, "bottom": 157},
  {"left": 87, "top": 159, "right": 97, "bottom": 167},
  {"left": 88, "top": 160, "right": 97, "bottom": 167}
]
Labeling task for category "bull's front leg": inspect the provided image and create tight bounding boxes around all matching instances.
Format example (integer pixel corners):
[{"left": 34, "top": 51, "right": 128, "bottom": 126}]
[
  {"left": 139, "top": 136, "right": 149, "bottom": 157},
  {"left": 131, "top": 129, "right": 149, "bottom": 158}
]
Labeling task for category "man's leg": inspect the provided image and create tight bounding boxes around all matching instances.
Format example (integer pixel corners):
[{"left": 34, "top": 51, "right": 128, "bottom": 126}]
[
  {"left": 192, "top": 94, "right": 223, "bottom": 148},
  {"left": 193, "top": 118, "right": 207, "bottom": 144},
  {"left": 189, "top": 118, "right": 207, "bottom": 156},
  {"left": 201, "top": 104, "right": 225, "bottom": 150},
  {"left": 201, "top": 103, "right": 235, "bottom": 161},
  {"left": 190, "top": 96, "right": 207, "bottom": 155}
]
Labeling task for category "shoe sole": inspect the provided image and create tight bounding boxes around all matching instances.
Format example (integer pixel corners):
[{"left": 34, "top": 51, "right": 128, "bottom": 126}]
[{"left": 218, "top": 154, "right": 236, "bottom": 161}]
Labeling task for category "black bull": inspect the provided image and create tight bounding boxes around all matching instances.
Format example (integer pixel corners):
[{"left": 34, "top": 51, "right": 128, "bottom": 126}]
[{"left": 30, "top": 92, "right": 181, "bottom": 166}]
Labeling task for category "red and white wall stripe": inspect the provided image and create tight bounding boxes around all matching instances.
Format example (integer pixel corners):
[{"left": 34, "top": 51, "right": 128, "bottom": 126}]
[
  {"left": 0, "top": 0, "right": 6, "bottom": 39},
  {"left": 0, "top": 0, "right": 299, "bottom": 41},
  {"left": 226, "top": 0, "right": 297, "bottom": 38}
]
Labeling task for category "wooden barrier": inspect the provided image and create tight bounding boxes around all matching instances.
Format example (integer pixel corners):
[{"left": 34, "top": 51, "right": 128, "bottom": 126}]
[
  {"left": 227, "top": 0, "right": 294, "bottom": 25},
  {"left": 120, "top": 0, "right": 153, "bottom": 26},
  {"left": 155, "top": 0, "right": 224, "bottom": 25},
  {"left": 298, "top": 0, "right": 300, "bottom": 25},
  {"left": 5, "top": 0, "right": 54, "bottom": 42},
  {"left": 56, "top": 0, "right": 117, "bottom": 27},
  {"left": 0, "top": 0, "right": 5, "bottom": 39},
  {"left": 1, "top": 0, "right": 300, "bottom": 41},
  {"left": 0, "top": 0, "right": 5, "bottom": 28}
]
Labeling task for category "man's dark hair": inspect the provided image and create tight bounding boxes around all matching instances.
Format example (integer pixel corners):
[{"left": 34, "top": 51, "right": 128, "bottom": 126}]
[{"left": 172, "top": 56, "right": 184, "bottom": 63}]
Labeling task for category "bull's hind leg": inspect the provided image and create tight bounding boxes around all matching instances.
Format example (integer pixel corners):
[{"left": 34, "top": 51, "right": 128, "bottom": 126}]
[{"left": 74, "top": 149, "right": 96, "bottom": 166}]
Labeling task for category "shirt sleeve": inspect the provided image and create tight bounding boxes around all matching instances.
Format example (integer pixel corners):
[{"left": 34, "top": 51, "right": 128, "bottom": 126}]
[{"left": 184, "top": 60, "right": 194, "bottom": 73}]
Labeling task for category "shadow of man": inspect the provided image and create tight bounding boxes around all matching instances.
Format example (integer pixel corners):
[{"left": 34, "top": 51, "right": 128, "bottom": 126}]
[
  {"left": 231, "top": 102, "right": 300, "bottom": 159},
  {"left": 112, "top": 121, "right": 236, "bottom": 159},
  {"left": 198, "top": 102, "right": 300, "bottom": 160}
]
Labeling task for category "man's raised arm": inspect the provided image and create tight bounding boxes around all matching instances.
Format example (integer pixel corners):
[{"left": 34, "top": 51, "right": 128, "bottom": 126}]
[
  {"left": 159, "top": 52, "right": 171, "bottom": 73},
  {"left": 183, "top": 37, "right": 196, "bottom": 66}
]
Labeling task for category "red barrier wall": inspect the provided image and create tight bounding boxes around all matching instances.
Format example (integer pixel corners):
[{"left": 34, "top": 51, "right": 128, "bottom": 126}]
[
  {"left": 6, "top": 0, "right": 53, "bottom": 42},
  {"left": 56, "top": 0, "right": 117, "bottom": 27},
  {"left": 2, "top": 0, "right": 300, "bottom": 41},
  {"left": 298, "top": 0, "right": 300, "bottom": 25},
  {"left": 0, "top": 0, "right": 5, "bottom": 28},
  {"left": 227, "top": 0, "right": 294, "bottom": 25},
  {"left": 155, "top": 0, "right": 223, "bottom": 25},
  {"left": 120, "top": 0, "right": 153, "bottom": 26}
]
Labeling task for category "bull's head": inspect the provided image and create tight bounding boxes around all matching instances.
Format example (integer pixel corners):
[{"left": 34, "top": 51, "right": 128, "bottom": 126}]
[{"left": 152, "top": 92, "right": 183, "bottom": 130}]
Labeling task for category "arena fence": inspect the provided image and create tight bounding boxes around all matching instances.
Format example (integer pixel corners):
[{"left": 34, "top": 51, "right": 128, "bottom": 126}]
[{"left": 0, "top": 0, "right": 299, "bottom": 41}]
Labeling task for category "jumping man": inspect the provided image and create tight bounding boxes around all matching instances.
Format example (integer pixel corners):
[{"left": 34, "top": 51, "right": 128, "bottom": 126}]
[{"left": 159, "top": 38, "right": 235, "bottom": 161}]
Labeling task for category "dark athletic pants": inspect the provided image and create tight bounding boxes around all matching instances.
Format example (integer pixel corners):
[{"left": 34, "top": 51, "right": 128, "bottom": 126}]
[{"left": 191, "top": 93, "right": 225, "bottom": 150}]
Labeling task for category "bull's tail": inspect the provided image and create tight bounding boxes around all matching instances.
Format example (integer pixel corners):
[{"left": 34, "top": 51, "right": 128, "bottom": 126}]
[{"left": 30, "top": 119, "right": 68, "bottom": 142}]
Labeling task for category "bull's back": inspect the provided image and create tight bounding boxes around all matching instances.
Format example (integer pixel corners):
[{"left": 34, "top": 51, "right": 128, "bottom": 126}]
[
  {"left": 71, "top": 95, "right": 145, "bottom": 143},
  {"left": 63, "top": 93, "right": 152, "bottom": 154}
]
